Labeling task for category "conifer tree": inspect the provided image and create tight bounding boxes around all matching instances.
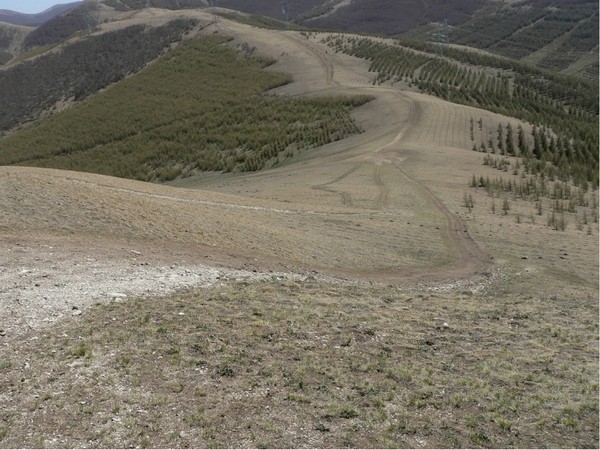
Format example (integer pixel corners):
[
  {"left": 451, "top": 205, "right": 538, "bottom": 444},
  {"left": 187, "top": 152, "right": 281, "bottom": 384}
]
[
  {"left": 497, "top": 123, "right": 505, "bottom": 154},
  {"left": 506, "top": 123, "right": 514, "bottom": 156}
]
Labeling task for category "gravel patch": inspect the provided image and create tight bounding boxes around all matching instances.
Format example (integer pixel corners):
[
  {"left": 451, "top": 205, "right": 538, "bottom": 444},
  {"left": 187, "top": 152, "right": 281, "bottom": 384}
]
[{"left": 0, "top": 237, "right": 312, "bottom": 338}]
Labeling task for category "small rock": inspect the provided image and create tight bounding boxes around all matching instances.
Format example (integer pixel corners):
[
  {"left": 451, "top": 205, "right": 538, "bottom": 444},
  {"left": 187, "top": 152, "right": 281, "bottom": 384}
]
[
  {"left": 179, "top": 431, "right": 187, "bottom": 439},
  {"left": 72, "top": 310, "right": 82, "bottom": 316},
  {"left": 521, "top": 256, "right": 528, "bottom": 260},
  {"left": 0, "top": 330, "right": 6, "bottom": 336},
  {"left": 109, "top": 293, "right": 127, "bottom": 302}
]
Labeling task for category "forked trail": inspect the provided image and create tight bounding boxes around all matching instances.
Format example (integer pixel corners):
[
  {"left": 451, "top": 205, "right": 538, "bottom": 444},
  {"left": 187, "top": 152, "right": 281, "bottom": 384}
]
[
  {"left": 1, "top": 19, "right": 494, "bottom": 326},
  {"left": 187, "top": 22, "right": 492, "bottom": 283}
]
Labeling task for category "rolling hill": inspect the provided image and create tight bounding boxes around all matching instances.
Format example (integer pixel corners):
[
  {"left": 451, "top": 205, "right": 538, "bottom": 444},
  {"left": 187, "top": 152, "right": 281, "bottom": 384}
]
[
  {"left": 0, "top": 4, "right": 597, "bottom": 449},
  {"left": 0, "top": 2, "right": 83, "bottom": 26},
  {"left": 7, "top": 0, "right": 596, "bottom": 76}
]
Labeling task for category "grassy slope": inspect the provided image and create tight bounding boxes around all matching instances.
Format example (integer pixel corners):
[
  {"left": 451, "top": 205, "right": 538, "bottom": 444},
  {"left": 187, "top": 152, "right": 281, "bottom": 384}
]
[
  {"left": 0, "top": 274, "right": 597, "bottom": 448},
  {"left": 0, "top": 35, "right": 370, "bottom": 181}
]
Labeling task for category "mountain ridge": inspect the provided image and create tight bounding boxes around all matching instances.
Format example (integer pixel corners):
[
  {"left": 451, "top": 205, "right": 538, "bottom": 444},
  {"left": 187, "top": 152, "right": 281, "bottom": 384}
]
[{"left": 0, "top": 2, "right": 83, "bottom": 26}]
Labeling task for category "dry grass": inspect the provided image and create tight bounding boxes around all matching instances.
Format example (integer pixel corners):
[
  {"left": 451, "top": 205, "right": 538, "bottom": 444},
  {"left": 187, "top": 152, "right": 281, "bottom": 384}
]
[
  {"left": 0, "top": 16, "right": 597, "bottom": 449},
  {"left": 0, "top": 275, "right": 597, "bottom": 448},
  {"left": 0, "top": 165, "right": 455, "bottom": 280}
]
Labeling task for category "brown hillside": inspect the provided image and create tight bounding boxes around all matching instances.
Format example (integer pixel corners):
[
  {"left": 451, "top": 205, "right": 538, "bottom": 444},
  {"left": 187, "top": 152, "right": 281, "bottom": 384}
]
[{"left": 0, "top": 14, "right": 597, "bottom": 449}]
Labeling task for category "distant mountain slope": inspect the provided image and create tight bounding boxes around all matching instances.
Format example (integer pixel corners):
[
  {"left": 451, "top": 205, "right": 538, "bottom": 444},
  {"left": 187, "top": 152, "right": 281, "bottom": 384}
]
[
  {"left": 22, "top": 2, "right": 100, "bottom": 49},
  {"left": 448, "top": 0, "right": 598, "bottom": 78},
  {"left": 101, "top": 0, "right": 208, "bottom": 10},
  {"left": 0, "top": 22, "right": 31, "bottom": 64},
  {"left": 209, "top": 0, "right": 489, "bottom": 34},
  {"left": 0, "top": 2, "right": 83, "bottom": 26},
  {"left": 216, "top": 0, "right": 324, "bottom": 22},
  {"left": 0, "top": 18, "right": 196, "bottom": 131},
  {"left": 302, "top": 0, "right": 488, "bottom": 35},
  {"left": 214, "top": 0, "right": 597, "bottom": 78}
]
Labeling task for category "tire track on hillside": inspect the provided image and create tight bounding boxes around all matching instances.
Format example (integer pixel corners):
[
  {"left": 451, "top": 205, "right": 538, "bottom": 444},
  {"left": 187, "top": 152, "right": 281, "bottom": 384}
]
[
  {"left": 281, "top": 32, "right": 335, "bottom": 85},
  {"left": 375, "top": 93, "right": 491, "bottom": 278},
  {"left": 65, "top": 177, "right": 364, "bottom": 216},
  {"left": 312, "top": 165, "right": 360, "bottom": 206},
  {"left": 340, "top": 88, "right": 491, "bottom": 279}
]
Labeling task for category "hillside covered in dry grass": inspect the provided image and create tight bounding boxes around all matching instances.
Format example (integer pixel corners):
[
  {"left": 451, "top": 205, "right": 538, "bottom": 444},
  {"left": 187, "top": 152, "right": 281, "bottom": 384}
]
[{"left": 0, "top": 5, "right": 597, "bottom": 449}]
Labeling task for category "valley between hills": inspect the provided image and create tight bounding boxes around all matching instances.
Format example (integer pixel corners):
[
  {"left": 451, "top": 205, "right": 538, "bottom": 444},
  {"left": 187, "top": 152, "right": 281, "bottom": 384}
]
[{"left": 0, "top": 7, "right": 598, "bottom": 449}]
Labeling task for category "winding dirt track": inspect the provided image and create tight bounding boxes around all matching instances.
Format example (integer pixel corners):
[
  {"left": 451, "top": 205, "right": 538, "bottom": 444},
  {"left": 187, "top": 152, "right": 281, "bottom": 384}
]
[
  {"left": 231, "top": 25, "right": 491, "bottom": 282},
  {"left": 0, "top": 14, "right": 494, "bottom": 335}
]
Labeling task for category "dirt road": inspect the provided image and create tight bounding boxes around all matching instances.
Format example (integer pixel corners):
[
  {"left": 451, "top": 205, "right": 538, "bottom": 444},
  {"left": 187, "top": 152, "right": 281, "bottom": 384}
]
[{"left": 1, "top": 14, "right": 494, "bottom": 337}]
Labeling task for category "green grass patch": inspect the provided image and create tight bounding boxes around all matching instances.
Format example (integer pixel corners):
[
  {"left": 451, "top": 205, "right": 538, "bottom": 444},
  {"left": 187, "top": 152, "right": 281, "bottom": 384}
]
[{"left": 0, "top": 35, "right": 371, "bottom": 181}]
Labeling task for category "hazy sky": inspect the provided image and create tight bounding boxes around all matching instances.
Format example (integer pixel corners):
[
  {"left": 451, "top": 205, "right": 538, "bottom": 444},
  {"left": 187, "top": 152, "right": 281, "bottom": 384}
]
[{"left": 0, "top": 1, "right": 66, "bottom": 14}]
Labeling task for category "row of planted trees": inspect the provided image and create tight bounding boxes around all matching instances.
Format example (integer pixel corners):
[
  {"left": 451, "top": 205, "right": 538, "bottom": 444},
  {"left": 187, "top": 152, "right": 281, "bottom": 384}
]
[{"left": 322, "top": 34, "right": 598, "bottom": 188}]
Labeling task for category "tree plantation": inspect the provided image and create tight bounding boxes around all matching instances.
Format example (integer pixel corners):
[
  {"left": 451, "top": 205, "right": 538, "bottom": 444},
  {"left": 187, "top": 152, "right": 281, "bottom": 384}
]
[{"left": 0, "top": 34, "right": 371, "bottom": 181}]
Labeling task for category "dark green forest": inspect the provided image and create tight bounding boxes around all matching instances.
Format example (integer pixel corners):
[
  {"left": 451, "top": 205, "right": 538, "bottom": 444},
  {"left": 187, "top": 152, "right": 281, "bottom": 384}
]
[{"left": 0, "top": 19, "right": 196, "bottom": 132}]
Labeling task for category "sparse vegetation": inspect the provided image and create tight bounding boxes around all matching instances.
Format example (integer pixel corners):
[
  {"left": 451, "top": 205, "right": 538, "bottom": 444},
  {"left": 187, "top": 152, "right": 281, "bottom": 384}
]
[
  {"left": 324, "top": 35, "right": 598, "bottom": 187},
  {"left": 0, "top": 278, "right": 596, "bottom": 448}
]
